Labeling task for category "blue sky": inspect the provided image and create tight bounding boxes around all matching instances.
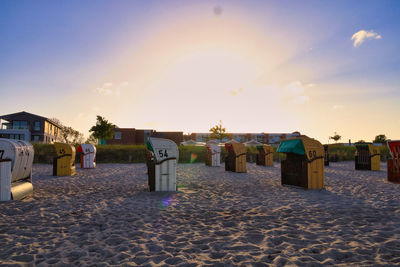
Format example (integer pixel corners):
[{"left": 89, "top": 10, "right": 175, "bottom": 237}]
[{"left": 0, "top": 0, "right": 399, "bottom": 142}]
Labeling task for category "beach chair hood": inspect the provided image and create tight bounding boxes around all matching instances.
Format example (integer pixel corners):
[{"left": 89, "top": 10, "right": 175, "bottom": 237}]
[
  {"left": 277, "top": 136, "right": 323, "bottom": 161},
  {"left": 54, "top": 142, "right": 76, "bottom": 157},
  {"left": 387, "top": 140, "right": 400, "bottom": 158},
  {"left": 355, "top": 144, "right": 380, "bottom": 156},
  {"left": 225, "top": 142, "right": 246, "bottom": 156},
  {"left": 147, "top": 137, "right": 179, "bottom": 163},
  {"left": 77, "top": 144, "right": 96, "bottom": 155},
  {"left": 206, "top": 141, "right": 221, "bottom": 153},
  {"left": 257, "top": 144, "right": 273, "bottom": 154}
]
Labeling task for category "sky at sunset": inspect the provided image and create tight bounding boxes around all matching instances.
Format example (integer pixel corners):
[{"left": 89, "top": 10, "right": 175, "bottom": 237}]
[{"left": 1, "top": 0, "right": 399, "bottom": 143}]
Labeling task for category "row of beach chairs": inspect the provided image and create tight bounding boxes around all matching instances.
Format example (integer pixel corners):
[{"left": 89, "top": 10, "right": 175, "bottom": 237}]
[{"left": 0, "top": 137, "right": 399, "bottom": 200}]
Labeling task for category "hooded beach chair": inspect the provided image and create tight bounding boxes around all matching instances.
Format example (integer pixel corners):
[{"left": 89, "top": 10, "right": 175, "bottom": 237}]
[
  {"left": 0, "top": 139, "right": 34, "bottom": 201},
  {"left": 354, "top": 143, "right": 380, "bottom": 171},
  {"left": 387, "top": 140, "right": 400, "bottom": 183},
  {"left": 224, "top": 142, "right": 247, "bottom": 173},
  {"left": 323, "top": 145, "right": 329, "bottom": 166},
  {"left": 146, "top": 137, "right": 179, "bottom": 191},
  {"left": 277, "top": 136, "right": 324, "bottom": 189},
  {"left": 77, "top": 144, "right": 96, "bottom": 169},
  {"left": 256, "top": 144, "right": 274, "bottom": 167},
  {"left": 205, "top": 140, "right": 221, "bottom": 167},
  {"left": 53, "top": 143, "right": 76, "bottom": 176}
]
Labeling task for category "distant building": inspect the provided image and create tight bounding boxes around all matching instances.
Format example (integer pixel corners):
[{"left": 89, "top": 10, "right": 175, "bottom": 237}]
[
  {"left": 188, "top": 132, "right": 301, "bottom": 144},
  {"left": 0, "top": 111, "right": 62, "bottom": 143},
  {"left": 105, "top": 127, "right": 183, "bottom": 145}
]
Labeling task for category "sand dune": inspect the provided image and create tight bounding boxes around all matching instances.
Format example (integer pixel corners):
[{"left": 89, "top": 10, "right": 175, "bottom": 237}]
[{"left": 0, "top": 162, "right": 399, "bottom": 266}]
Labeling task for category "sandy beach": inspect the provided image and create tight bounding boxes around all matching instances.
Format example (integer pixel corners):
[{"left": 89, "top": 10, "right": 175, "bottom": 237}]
[{"left": 1, "top": 161, "right": 399, "bottom": 266}]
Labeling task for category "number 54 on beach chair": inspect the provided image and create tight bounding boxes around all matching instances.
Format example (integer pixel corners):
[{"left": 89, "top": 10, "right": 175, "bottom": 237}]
[{"left": 387, "top": 140, "right": 400, "bottom": 183}]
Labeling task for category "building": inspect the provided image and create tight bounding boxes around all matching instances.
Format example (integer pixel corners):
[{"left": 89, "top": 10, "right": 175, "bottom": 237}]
[
  {"left": 105, "top": 127, "right": 183, "bottom": 145},
  {"left": 0, "top": 111, "right": 62, "bottom": 143},
  {"left": 188, "top": 132, "right": 301, "bottom": 145}
]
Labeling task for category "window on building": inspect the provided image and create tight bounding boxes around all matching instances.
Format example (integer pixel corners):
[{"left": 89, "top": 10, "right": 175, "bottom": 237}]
[
  {"left": 12, "top": 121, "right": 28, "bottom": 130},
  {"left": 115, "top": 132, "right": 122, "bottom": 140},
  {"left": 10, "top": 134, "right": 25, "bottom": 140},
  {"left": 34, "top": 121, "right": 40, "bottom": 131},
  {"left": 32, "top": 135, "right": 40, "bottom": 142}
]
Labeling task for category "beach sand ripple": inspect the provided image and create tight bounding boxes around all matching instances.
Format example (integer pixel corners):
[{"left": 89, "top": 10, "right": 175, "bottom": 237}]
[{"left": 0, "top": 162, "right": 399, "bottom": 266}]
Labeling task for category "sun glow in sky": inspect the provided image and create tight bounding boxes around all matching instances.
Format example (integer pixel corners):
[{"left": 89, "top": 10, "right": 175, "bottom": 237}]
[{"left": 1, "top": 0, "right": 400, "bottom": 143}]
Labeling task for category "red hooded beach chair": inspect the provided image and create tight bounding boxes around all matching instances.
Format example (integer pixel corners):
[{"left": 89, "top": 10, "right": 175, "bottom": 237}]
[{"left": 387, "top": 140, "right": 400, "bottom": 183}]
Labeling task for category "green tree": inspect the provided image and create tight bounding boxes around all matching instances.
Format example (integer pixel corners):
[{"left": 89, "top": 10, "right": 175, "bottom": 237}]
[
  {"left": 329, "top": 132, "right": 341, "bottom": 143},
  {"left": 373, "top": 134, "right": 387, "bottom": 144},
  {"left": 209, "top": 120, "right": 228, "bottom": 141},
  {"left": 89, "top": 116, "right": 115, "bottom": 143},
  {"left": 85, "top": 134, "right": 98, "bottom": 145},
  {"left": 50, "top": 118, "right": 84, "bottom": 144}
]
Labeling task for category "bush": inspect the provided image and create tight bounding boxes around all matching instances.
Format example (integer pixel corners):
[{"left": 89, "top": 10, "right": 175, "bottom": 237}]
[
  {"left": 327, "top": 144, "right": 390, "bottom": 162},
  {"left": 32, "top": 144, "right": 390, "bottom": 164}
]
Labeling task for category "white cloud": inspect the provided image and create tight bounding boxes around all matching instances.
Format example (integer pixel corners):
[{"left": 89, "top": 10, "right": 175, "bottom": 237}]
[
  {"left": 351, "top": 30, "right": 382, "bottom": 47},
  {"left": 230, "top": 87, "right": 244, "bottom": 96},
  {"left": 94, "top": 82, "right": 123, "bottom": 97},
  {"left": 332, "top": 105, "right": 344, "bottom": 110},
  {"left": 282, "top": 81, "right": 311, "bottom": 104}
]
